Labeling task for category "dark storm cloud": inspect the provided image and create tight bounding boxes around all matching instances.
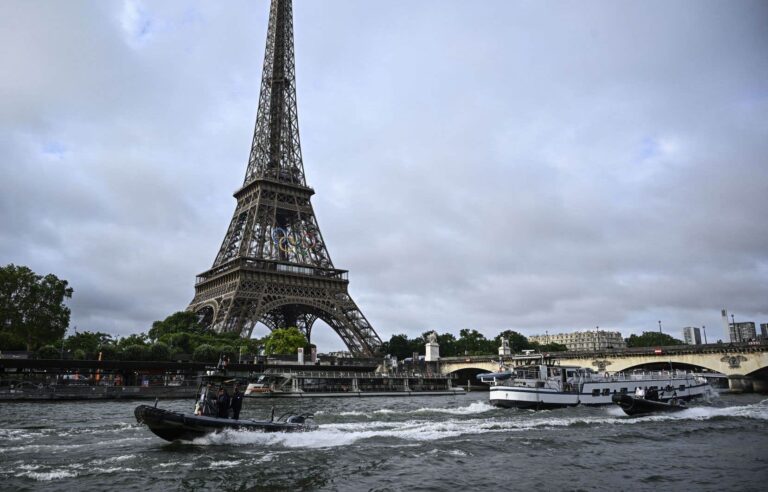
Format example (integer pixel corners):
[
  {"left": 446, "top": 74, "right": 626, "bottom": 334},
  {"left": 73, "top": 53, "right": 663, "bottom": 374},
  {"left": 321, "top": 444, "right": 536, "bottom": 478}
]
[{"left": 1, "top": 0, "right": 766, "bottom": 348}]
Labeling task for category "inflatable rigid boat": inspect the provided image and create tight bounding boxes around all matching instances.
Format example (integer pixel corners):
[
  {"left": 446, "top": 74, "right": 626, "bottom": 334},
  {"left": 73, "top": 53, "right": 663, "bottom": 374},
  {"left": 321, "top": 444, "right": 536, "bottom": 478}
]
[{"left": 134, "top": 404, "right": 317, "bottom": 442}]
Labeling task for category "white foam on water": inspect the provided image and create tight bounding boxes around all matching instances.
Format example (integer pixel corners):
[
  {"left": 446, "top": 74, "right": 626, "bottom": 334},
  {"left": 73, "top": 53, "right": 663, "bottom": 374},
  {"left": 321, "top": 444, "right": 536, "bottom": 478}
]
[
  {"left": 93, "top": 467, "right": 141, "bottom": 475},
  {"left": 172, "top": 400, "right": 768, "bottom": 449},
  {"left": 372, "top": 408, "right": 397, "bottom": 415},
  {"left": 91, "top": 454, "right": 137, "bottom": 465},
  {"left": 0, "top": 429, "right": 29, "bottom": 441},
  {"left": 19, "top": 470, "right": 78, "bottom": 481},
  {"left": 206, "top": 460, "right": 243, "bottom": 469},
  {"left": 319, "top": 401, "right": 494, "bottom": 419},
  {"left": 447, "top": 449, "right": 468, "bottom": 456},
  {"left": 411, "top": 401, "right": 495, "bottom": 415}
]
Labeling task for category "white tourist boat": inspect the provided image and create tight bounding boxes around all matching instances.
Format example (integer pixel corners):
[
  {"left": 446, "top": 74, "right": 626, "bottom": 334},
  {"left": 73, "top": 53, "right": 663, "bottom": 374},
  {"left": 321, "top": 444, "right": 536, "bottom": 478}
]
[{"left": 480, "top": 356, "right": 713, "bottom": 409}]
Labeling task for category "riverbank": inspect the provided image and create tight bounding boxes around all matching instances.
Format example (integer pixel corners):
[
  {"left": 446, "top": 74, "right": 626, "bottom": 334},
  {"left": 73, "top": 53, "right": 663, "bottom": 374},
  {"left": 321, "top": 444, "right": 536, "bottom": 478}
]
[{"left": 0, "top": 384, "right": 197, "bottom": 401}]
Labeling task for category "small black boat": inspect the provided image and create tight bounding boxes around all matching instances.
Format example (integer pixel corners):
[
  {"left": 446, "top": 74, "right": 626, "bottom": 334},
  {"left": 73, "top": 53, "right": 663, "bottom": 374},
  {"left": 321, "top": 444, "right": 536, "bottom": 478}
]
[
  {"left": 135, "top": 404, "right": 317, "bottom": 442},
  {"left": 612, "top": 393, "right": 687, "bottom": 416}
]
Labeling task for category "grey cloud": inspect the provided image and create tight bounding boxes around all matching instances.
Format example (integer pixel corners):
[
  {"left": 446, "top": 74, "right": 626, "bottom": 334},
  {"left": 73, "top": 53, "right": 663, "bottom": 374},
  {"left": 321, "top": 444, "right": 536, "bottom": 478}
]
[{"left": 1, "top": 0, "right": 766, "bottom": 348}]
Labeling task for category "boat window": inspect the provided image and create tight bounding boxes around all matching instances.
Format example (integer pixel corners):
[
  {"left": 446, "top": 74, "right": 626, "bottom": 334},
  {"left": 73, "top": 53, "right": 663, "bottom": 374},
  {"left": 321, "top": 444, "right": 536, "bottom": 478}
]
[
  {"left": 592, "top": 389, "right": 600, "bottom": 396},
  {"left": 620, "top": 388, "right": 627, "bottom": 394},
  {"left": 601, "top": 388, "right": 610, "bottom": 396}
]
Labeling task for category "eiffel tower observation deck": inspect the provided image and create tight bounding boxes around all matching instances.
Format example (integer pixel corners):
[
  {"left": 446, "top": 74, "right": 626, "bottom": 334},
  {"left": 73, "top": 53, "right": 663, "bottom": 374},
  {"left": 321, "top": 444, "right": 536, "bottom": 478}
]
[{"left": 188, "top": 0, "right": 382, "bottom": 357}]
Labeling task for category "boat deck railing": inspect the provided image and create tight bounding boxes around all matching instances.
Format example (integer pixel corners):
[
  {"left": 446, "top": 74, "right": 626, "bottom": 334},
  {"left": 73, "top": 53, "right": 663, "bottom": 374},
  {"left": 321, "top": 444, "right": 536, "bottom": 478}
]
[{"left": 259, "top": 368, "right": 455, "bottom": 380}]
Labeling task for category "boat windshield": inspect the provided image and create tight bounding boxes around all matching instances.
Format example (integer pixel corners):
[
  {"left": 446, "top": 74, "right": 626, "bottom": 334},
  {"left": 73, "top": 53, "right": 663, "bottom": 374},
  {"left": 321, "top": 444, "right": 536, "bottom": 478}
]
[{"left": 514, "top": 366, "right": 540, "bottom": 380}]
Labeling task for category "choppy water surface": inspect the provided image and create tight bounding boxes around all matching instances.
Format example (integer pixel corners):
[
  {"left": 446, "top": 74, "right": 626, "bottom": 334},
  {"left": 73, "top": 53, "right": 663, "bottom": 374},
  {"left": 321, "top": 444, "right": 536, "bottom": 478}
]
[{"left": 1, "top": 392, "right": 767, "bottom": 491}]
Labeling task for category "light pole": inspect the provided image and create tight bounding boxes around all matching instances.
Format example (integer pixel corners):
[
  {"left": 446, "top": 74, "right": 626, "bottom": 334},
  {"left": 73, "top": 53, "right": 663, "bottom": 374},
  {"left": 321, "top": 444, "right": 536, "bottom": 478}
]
[
  {"left": 702, "top": 325, "right": 707, "bottom": 344},
  {"left": 731, "top": 314, "right": 738, "bottom": 342},
  {"left": 658, "top": 320, "right": 662, "bottom": 334}
]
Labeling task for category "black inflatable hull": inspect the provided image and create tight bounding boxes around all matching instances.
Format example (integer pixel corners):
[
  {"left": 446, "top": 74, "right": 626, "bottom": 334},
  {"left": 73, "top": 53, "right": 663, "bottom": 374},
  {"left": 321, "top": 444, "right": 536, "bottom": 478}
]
[
  {"left": 134, "top": 405, "right": 316, "bottom": 442},
  {"left": 611, "top": 394, "right": 687, "bottom": 416}
]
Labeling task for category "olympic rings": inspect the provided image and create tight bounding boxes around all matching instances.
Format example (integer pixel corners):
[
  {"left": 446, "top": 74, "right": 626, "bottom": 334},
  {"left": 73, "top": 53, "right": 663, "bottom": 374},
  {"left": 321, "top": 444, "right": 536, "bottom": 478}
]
[{"left": 271, "top": 226, "right": 319, "bottom": 259}]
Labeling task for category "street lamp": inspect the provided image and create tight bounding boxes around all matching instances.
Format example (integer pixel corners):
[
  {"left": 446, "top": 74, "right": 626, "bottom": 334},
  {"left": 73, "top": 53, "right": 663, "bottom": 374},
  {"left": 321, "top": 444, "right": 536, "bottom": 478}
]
[
  {"left": 703, "top": 325, "right": 707, "bottom": 344},
  {"left": 731, "top": 314, "right": 738, "bottom": 342},
  {"left": 658, "top": 320, "right": 662, "bottom": 334}
]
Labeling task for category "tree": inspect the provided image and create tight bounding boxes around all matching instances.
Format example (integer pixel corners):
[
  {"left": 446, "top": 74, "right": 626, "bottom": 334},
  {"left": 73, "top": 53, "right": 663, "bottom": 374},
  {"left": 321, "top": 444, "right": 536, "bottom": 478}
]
[
  {"left": 0, "top": 331, "right": 25, "bottom": 351},
  {"left": 455, "top": 329, "right": 493, "bottom": 356},
  {"left": 64, "top": 331, "right": 114, "bottom": 359},
  {"left": 263, "top": 327, "right": 308, "bottom": 355},
  {"left": 193, "top": 343, "right": 218, "bottom": 362},
  {"left": 148, "top": 311, "right": 209, "bottom": 341},
  {"left": 149, "top": 342, "right": 171, "bottom": 361},
  {"left": 117, "top": 333, "right": 148, "bottom": 348},
  {"left": 0, "top": 264, "right": 73, "bottom": 351},
  {"left": 121, "top": 344, "right": 148, "bottom": 361},
  {"left": 532, "top": 342, "right": 569, "bottom": 352},
  {"left": 429, "top": 332, "right": 458, "bottom": 357},
  {"left": 494, "top": 330, "right": 533, "bottom": 353},
  {"left": 626, "top": 332, "right": 683, "bottom": 348},
  {"left": 382, "top": 333, "right": 422, "bottom": 360},
  {"left": 36, "top": 344, "right": 60, "bottom": 359}
]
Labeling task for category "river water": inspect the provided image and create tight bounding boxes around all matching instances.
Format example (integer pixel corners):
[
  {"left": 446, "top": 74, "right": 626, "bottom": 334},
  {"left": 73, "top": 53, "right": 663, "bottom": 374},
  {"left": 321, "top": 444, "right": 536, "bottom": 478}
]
[{"left": 1, "top": 392, "right": 766, "bottom": 491}]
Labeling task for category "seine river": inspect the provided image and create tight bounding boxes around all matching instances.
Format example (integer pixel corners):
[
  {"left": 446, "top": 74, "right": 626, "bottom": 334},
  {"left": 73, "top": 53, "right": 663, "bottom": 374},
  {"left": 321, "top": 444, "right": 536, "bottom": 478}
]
[{"left": 1, "top": 392, "right": 766, "bottom": 491}]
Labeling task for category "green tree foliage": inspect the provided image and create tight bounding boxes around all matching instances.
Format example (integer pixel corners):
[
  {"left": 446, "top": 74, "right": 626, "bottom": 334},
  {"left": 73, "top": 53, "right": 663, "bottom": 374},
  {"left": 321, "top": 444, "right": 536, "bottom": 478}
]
[
  {"left": 193, "top": 343, "right": 218, "bottom": 362},
  {"left": 263, "top": 327, "right": 308, "bottom": 355},
  {"left": 626, "top": 332, "right": 683, "bottom": 347},
  {"left": 0, "top": 331, "right": 25, "bottom": 351},
  {"left": 429, "top": 332, "right": 458, "bottom": 357},
  {"left": 531, "top": 341, "right": 569, "bottom": 352},
  {"left": 64, "top": 331, "right": 114, "bottom": 359},
  {"left": 494, "top": 330, "right": 534, "bottom": 352},
  {"left": 117, "top": 333, "right": 149, "bottom": 348},
  {"left": 36, "top": 344, "right": 60, "bottom": 359},
  {"left": 149, "top": 342, "right": 170, "bottom": 361},
  {"left": 148, "top": 311, "right": 209, "bottom": 341},
  {"left": 0, "top": 264, "right": 73, "bottom": 351},
  {"left": 455, "top": 329, "right": 494, "bottom": 356},
  {"left": 121, "top": 344, "right": 149, "bottom": 361},
  {"left": 98, "top": 343, "right": 119, "bottom": 360},
  {"left": 381, "top": 333, "right": 424, "bottom": 360}
]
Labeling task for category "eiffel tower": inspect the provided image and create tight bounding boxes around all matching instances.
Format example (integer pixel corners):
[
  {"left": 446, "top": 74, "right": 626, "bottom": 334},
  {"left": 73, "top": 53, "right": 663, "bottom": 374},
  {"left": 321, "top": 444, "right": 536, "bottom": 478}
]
[{"left": 188, "top": 0, "right": 382, "bottom": 357}]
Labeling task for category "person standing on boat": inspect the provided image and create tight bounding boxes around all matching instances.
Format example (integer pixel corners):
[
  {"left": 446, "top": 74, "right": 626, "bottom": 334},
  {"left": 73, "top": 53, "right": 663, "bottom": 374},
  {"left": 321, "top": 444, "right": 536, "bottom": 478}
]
[
  {"left": 230, "top": 384, "right": 244, "bottom": 420},
  {"left": 217, "top": 387, "right": 230, "bottom": 418}
]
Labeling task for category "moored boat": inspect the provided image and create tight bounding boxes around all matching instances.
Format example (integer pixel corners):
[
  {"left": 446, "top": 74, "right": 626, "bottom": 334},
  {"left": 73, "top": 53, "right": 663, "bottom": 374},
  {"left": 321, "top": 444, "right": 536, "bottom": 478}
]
[
  {"left": 245, "top": 370, "right": 465, "bottom": 398},
  {"left": 479, "top": 355, "right": 712, "bottom": 409},
  {"left": 134, "top": 403, "right": 316, "bottom": 442}
]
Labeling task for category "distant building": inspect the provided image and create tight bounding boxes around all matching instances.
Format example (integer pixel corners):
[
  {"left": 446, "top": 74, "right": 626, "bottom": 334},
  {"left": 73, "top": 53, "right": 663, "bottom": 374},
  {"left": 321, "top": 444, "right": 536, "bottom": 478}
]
[
  {"left": 528, "top": 330, "right": 626, "bottom": 351},
  {"left": 760, "top": 323, "right": 768, "bottom": 341},
  {"left": 729, "top": 322, "right": 757, "bottom": 343},
  {"left": 682, "top": 326, "right": 702, "bottom": 345}
]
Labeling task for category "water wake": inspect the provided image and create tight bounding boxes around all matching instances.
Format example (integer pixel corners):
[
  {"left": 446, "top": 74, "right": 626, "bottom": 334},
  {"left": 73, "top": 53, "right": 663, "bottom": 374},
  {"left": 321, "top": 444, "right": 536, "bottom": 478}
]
[{"left": 185, "top": 399, "right": 768, "bottom": 448}]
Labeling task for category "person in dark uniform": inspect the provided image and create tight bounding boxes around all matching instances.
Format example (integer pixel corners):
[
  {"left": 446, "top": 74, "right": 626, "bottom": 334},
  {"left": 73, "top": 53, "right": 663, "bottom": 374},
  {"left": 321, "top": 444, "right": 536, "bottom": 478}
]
[
  {"left": 230, "top": 384, "right": 244, "bottom": 420},
  {"left": 216, "top": 387, "right": 230, "bottom": 418}
]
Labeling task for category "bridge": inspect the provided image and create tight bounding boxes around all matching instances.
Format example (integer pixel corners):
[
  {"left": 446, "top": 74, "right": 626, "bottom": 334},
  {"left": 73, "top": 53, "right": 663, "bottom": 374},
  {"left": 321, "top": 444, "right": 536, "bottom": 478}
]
[{"left": 437, "top": 342, "right": 768, "bottom": 393}]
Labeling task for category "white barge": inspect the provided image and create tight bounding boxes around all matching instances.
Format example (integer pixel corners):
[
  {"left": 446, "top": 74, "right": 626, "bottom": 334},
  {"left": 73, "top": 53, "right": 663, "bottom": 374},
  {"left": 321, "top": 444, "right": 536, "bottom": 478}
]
[
  {"left": 480, "top": 356, "right": 712, "bottom": 409},
  {"left": 246, "top": 369, "right": 465, "bottom": 398}
]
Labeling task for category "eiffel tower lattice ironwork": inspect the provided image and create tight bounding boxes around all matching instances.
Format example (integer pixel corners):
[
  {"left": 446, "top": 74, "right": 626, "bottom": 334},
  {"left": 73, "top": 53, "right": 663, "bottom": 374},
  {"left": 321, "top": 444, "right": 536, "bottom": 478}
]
[{"left": 188, "top": 0, "right": 382, "bottom": 356}]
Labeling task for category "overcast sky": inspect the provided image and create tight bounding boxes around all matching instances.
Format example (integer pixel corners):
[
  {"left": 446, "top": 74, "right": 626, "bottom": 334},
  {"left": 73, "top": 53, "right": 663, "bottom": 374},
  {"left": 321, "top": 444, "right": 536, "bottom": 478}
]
[{"left": 2, "top": 0, "right": 767, "bottom": 351}]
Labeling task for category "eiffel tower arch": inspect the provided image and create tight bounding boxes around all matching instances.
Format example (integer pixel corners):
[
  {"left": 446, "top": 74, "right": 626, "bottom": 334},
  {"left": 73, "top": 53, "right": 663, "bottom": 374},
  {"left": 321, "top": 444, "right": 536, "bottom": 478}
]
[{"left": 188, "top": 0, "right": 382, "bottom": 356}]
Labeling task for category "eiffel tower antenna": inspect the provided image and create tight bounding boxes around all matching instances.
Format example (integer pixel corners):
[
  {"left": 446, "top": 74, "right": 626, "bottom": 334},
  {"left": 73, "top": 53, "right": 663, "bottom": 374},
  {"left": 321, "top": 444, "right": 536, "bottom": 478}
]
[{"left": 188, "top": 0, "right": 382, "bottom": 356}]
